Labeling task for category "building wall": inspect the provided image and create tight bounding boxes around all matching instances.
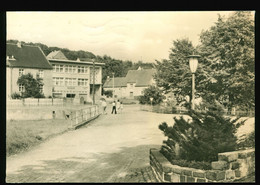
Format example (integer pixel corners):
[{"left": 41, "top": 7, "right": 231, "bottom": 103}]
[
  {"left": 104, "top": 85, "right": 146, "bottom": 99},
  {"left": 125, "top": 83, "right": 146, "bottom": 98},
  {"left": 6, "top": 67, "right": 53, "bottom": 98},
  {"left": 50, "top": 62, "right": 103, "bottom": 102}
]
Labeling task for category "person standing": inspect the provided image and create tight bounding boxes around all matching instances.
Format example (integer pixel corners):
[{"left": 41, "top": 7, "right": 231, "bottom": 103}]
[
  {"left": 111, "top": 101, "right": 117, "bottom": 114},
  {"left": 101, "top": 100, "right": 107, "bottom": 114}
]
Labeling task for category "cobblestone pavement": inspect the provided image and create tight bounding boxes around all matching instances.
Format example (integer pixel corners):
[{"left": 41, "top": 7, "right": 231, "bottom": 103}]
[
  {"left": 112, "top": 166, "right": 158, "bottom": 183},
  {"left": 6, "top": 105, "right": 176, "bottom": 183}
]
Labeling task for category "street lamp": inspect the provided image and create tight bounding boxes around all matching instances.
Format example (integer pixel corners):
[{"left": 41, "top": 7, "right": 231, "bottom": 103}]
[
  {"left": 112, "top": 72, "right": 115, "bottom": 100},
  {"left": 150, "top": 97, "right": 154, "bottom": 107},
  {"left": 187, "top": 54, "right": 200, "bottom": 110}
]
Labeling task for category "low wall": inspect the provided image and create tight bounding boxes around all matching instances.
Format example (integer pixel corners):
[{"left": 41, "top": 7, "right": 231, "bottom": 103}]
[
  {"left": 150, "top": 148, "right": 255, "bottom": 182},
  {"left": 7, "top": 98, "right": 64, "bottom": 107},
  {"left": 7, "top": 105, "right": 100, "bottom": 122}
]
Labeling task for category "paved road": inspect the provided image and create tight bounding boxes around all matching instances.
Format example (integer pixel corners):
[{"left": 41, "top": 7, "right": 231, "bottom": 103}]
[{"left": 6, "top": 105, "right": 177, "bottom": 183}]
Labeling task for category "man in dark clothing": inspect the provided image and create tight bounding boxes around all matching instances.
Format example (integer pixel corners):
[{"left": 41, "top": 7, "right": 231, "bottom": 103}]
[{"left": 111, "top": 101, "right": 117, "bottom": 114}]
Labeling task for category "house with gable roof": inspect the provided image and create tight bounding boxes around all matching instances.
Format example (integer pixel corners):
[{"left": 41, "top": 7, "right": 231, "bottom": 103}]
[
  {"left": 6, "top": 42, "right": 53, "bottom": 99},
  {"left": 103, "top": 67, "right": 156, "bottom": 99}
]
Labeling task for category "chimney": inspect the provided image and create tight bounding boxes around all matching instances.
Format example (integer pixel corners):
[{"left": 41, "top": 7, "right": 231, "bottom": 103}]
[{"left": 17, "top": 42, "right": 22, "bottom": 48}]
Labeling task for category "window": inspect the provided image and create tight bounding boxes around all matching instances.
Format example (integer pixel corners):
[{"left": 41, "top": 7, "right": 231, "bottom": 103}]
[
  {"left": 19, "top": 69, "right": 24, "bottom": 77},
  {"left": 52, "top": 64, "right": 56, "bottom": 71},
  {"left": 59, "top": 65, "right": 63, "bottom": 72},
  {"left": 72, "top": 65, "right": 76, "bottom": 73},
  {"left": 19, "top": 84, "right": 25, "bottom": 92},
  {"left": 78, "top": 78, "right": 88, "bottom": 86},
  {"left": 39, "top": 84, "right": 43, "bottom": 93},
  {"left": 78, "top": 66, "right": 88, "bottom": 73},
  {"left": 68, "top": 65, "right": 72, "bottom": 73},
  {"left": 130, "top": 83, "right": 133, "bottom": 88},
  {"left": 64, "top": 65, "right": 68, "bottom": 73},
  {"left": 53, "top": 77, "right": 64, "bottom": 86},
  {"left": 53, "top": 65, "right": 64, "bottom": 72},
  {"left": 39, "top": 70, "right": 44, "bottom": 78},
  {"left": 65, "top": 78, "right": 76, "bottom": 86},
  {"left": 90, "top": 67, "right": 98, "bottom": 83}
]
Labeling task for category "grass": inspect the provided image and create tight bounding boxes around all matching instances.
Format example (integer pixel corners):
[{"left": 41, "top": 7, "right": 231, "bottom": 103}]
[{"left": 6, "top": 119, "right": 72, "bottom": 156}]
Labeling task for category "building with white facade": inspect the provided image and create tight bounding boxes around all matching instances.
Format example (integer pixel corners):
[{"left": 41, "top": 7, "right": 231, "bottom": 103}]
[{"left": 47, "top": 50, "right": 104, "bottom": 103}]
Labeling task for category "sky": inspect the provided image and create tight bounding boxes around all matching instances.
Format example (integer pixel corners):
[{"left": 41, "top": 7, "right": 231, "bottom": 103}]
[{"left": 7, "top": 11, "right": 236, "bottom": 63}]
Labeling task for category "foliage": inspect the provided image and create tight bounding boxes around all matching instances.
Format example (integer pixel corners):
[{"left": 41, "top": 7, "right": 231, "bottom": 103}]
[
  {"left": 237, "top": 130, "right": 255, "bottom": 149},
  {"left": 11, "top": 92, "right": 21, "bottom": 99},
  {"left": 138, "top": 85, "right": 165, "bottom": 105},
  {"left": 198, "top": 11, "right": 255, "bottom": 110},
  {"left": 158, "top": 102, "right": 246, "bottom": 162},
  {"left": 17, "top": 73, "right": 45, "bottom": 98},
  {"left": 154, "top": 39, "right": 194, "bottom": 104},
  {"left": 171, "top": 159, "right": 211, "bottom": 170},
  {"left": 154, "top": 11, "right": 255, "bottom": 111},
  {"left": 103, "top": 90, "right": 113, "bottom": 97}
]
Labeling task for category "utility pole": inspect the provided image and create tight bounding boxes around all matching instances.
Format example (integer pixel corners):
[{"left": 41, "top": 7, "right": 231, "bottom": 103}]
[
  {"left": 92, "top": 60, "right": 95, "bottom": 105},
  {"left": 112, "top": 72, "right": 115, "bottom": 100}
]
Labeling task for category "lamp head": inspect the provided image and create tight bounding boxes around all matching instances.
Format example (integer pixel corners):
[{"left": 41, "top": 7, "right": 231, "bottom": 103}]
[{"left": 188, "top": 55, "right": 200, "bottom": 73}]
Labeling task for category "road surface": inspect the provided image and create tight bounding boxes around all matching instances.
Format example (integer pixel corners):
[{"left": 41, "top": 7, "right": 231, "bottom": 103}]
[{"left": 6, "top": 105, "right": 177, "bottom": 183}]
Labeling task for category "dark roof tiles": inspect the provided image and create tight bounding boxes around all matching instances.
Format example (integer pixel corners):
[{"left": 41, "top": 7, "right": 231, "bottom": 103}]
[
  {"left": 6, "top": 43, "right": 52, "bottom": 69},
  {"left": 103, "top": 69, "right": 156, "bottom": 88}
]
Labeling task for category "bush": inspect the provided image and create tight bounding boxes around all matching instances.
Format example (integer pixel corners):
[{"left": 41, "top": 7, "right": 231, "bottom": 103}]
[
  {"left": 171, "top": 159, "right": 211, "bottom": 170},
  {"left": 103, "top": 90, "right": 113, "bottom": 98},
  {"left": 159, "top": 102, "right": 246, "bottom": 163},
  {"left": 11, "top": 92, "right": 21, "bottom": 99},
  {"left": 138, "top": 85, "right": 165, "bottom": 105}
]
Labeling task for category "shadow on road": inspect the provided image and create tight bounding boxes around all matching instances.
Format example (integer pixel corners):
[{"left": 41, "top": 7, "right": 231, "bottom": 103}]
[{"left": 6, "top": 144, "right": 161, "bottom": 183}]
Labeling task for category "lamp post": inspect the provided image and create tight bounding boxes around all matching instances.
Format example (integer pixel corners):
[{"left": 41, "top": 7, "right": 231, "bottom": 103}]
[
  {"left": 112, "top": 72, "right": 115, "bottom": 100},
  {"left": 150, "top": 97, "right": 154, "bottom": 107},
  {"left": 187, "top": 55, "right": 200, "bottom": 110}
]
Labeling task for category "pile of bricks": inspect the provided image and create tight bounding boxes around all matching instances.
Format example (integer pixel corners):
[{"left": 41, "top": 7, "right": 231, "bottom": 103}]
[{"left": 150, "top": 148, "right": 255, "bottom": 182}]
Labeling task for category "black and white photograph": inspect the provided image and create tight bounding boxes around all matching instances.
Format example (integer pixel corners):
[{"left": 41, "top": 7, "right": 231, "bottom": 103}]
[{"left": 5, "top": 11, "right": 255, "bottom": 183}]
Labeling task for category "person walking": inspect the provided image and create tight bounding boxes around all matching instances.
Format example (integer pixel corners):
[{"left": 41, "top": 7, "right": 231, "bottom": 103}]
[
  {"left": 111, "top": 101, "right": 117, "bottom": 114},
  {"left": 101, "top": 100, "right": 107, "bottom": 114},
  {"left": 116, "top": 100, "right": 121, "bottom": 114}
]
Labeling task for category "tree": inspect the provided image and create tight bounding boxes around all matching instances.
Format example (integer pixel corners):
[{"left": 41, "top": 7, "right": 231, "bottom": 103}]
[
  {"left": 198, "top": 11, "right": 255, "bottom": 110},
  {"left": 154, "top": 38, "right": 207, "bottom": 104},
  {"left": 159, "top": 102, "right": 246, "bottom": 162},
  {"left": 17, "top": 73, "right": 45, "bottom": 98},
  {"left": 138, "top": 85, "right": 164, "bottom": 105}
]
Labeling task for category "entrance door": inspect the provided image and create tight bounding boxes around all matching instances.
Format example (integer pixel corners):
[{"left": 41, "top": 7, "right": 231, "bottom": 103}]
[
  {"left": 80, "top": 97, "right": 84, "bottom": 104},
  {"left": 130, "top": 92, "right": 133, "bottom": 98}
]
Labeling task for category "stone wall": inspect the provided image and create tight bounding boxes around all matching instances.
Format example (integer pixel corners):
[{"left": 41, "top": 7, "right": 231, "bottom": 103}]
[{"left": 150, "top": 148, "right": 255, "bottom": 182}]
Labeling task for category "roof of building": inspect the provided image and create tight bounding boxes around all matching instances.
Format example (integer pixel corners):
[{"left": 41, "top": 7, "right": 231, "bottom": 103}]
[
  {"left": 103, "top": 68, "right": 156, "bottom": 88},
  {"left": 104, "top": 77, "right": 127, "bottom": 88},
  {"left": 125, "top": 69, "right": 156, "bottom": 87},
  {"left": 6, "top": 43, "right": 53, "bottom": 69},
  {"left": 47, "top": 50, "right": 68, "bottom": 60},
  {"left": 48, "top": 58, "right": 105, "bottom": 66},
  {"left": 47, "top": 50, "right": 105, "bottom": 66}
]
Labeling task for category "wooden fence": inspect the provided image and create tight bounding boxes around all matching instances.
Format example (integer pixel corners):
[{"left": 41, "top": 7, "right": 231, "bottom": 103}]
[{"left": 140, "top": 105, "right": 255, "bottom": 117}]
